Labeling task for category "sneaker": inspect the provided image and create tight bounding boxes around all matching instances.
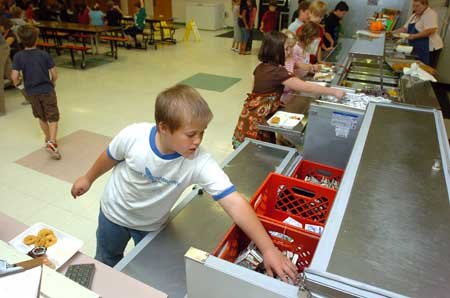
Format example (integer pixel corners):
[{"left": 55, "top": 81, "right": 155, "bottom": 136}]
[
  {"left": 46, "top": 141, "right": 61, "bottom": 160},
  {"left": 21, "top": 100, "right": 30, "bottom": 105}
]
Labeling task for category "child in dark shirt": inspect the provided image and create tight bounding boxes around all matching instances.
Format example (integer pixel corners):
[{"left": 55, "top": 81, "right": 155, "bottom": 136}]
[
  {"left": 323, "top": 1, "right": 349, "bottom": 48},
  {"left": 11, "top": 25, "right": 61, "bottom": 160},
  {"left": 105, "top": 1, "right": 123, "bottom": 27}
]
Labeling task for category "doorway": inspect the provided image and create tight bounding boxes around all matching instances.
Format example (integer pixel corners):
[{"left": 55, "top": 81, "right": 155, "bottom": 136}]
[{"left": 153, "top": 0, "right": 172, "bottom": 18}]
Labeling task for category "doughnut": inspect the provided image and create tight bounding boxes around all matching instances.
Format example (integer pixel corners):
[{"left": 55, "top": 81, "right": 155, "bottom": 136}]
[
  {"left": 45, "top": 234, "right": 57, "bottom": 247},
  {"left": 35, "top": 237, "right": 48, "bottom": 248},
  {"left": 38, "top": 228, "right": 54, "bottom": 238},
  {"left": 23, "top": 235, "right": 37, "bottom": 245}
]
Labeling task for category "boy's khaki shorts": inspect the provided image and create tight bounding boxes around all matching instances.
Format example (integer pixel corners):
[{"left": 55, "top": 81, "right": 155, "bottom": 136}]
[{"left": 27, "top": 91, "right": 60, "bottom": 122}]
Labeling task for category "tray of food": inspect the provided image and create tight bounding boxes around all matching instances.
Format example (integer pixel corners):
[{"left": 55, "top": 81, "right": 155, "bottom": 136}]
[
  {"left": 313, "top": 72, "right": 335, "bottom": 82},
  {"left": 9, "top": 223, "right": 83, "bottom": 270},
  {"left": 267, "top": 111, "right": 304, "bottom": 129}
]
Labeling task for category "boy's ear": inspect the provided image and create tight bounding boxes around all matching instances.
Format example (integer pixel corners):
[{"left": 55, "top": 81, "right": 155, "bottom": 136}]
[{"left": 157, "top": 122, "right": 170, "bottom": 134}]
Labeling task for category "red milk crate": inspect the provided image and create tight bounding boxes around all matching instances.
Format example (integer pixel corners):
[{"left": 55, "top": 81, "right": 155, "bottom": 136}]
[
  {"left": 249, "top": 173, "right": 337, "bottom": 229},
  {"left": 212, "top": 218, "right": 320, "bottom": 272},
  {"left": 291, "top": 160, "right": 344, "bottom": 190}
]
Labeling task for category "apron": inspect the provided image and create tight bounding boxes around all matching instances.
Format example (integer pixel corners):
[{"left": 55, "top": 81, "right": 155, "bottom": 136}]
[
  {"left": 232, "top": 92, "right": 281, "bottom": 149},
  {"left": 408, "top": 22, "right": 430, "bottom": 65}
]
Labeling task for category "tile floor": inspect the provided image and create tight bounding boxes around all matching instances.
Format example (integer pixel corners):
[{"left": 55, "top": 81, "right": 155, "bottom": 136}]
[{"left": 0, "top": 29, "right": 261, "bottom": 258}]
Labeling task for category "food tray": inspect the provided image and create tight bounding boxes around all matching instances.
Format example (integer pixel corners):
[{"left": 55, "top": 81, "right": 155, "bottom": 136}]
[{"left": 267, "top": 111, "right": 304, "bottom": 129}]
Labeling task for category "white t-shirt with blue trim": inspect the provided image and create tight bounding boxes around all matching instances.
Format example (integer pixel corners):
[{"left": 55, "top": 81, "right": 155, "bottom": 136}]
[{"left": 101, "top": 123, "right": 236, "bottom": 231}]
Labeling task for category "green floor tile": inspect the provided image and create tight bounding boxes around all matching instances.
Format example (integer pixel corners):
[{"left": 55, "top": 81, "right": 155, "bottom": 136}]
[{"left": 179, "top": 73, "right": 241, "bottom": 92}]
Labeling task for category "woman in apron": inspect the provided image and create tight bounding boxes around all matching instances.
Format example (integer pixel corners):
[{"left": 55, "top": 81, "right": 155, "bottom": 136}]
[{"left": 393, "top": 0, "right": 443, "bottom": 67}]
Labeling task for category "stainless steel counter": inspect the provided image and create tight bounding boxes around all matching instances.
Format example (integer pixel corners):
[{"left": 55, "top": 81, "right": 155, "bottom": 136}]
[
  {"left": 324, "top": 38, "right": 355, "bottom": 65},
  {"left": 116, "top": 140, "right": 298, "bottom": 298},
  {"left": 307, "top": 103, "right": 450, "bottom": 297},
  {"left": 400, "top": 77, "right": 440, "bottom": 109},
  {"left": 349, "top": 33, "right": 386, "bottom": 58}
]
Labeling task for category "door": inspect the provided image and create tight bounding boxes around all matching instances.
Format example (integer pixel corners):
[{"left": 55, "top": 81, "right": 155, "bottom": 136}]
[
  {"left": 127, "top": 0, "right": 136, "bottom": 17},
  {"left": 153, "top": 0, "right": 172, "bottom": 19}
]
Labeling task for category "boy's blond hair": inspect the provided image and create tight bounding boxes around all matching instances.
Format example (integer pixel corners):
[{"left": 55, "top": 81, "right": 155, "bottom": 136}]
[
  {"left": 155, "top": 84, "right": 213, "bottom": 132},
  {"left": 308, "top": 0, "right": 327, "bottom": 18}
]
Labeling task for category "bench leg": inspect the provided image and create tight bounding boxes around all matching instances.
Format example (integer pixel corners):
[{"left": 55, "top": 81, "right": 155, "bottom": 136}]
[
  {"left": 81, "top": 51, "right": 86, "bottom": 69},
  {"left": 69, "top": 49, "right": 76, "bottom": 67},
  {"left": 109, "top": 40, "right": 114, "bottom": 58}
]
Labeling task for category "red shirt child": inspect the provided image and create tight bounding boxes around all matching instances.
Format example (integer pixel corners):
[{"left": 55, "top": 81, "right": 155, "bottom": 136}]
[
  {"left": 260, "top": 5, "right": 278, "bottom": 33},
  {"left": 78, "top": 7, "right": 90, "bottom": 25}
]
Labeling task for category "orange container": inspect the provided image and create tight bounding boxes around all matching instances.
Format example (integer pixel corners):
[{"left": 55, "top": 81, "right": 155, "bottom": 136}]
[
  {"left": 212, "top": 217, "right": 320, "bottom": 272},
  {"left": 370, "top": 20, "right": 384, "bottom": 31},
  {"left": 249, "top": 173, "right": 337, "bottom": 227}
]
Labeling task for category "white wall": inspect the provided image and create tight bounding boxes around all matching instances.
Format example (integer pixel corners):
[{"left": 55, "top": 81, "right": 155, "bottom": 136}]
[{"left": 173, "top": 0, "right": 234, "bottom": 27}]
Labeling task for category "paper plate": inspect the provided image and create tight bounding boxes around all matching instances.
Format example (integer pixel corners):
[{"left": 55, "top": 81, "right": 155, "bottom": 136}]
[{"left": 9, "top": 223, "right": 83, "bottom": 270}]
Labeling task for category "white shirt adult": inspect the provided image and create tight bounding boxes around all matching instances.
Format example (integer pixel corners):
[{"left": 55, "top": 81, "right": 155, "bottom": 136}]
[{"left": 403, "top": 6, "right": 443, "bottom": 51}]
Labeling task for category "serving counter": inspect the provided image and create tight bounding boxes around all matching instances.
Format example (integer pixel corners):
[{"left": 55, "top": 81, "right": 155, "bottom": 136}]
[
  {"left": 184, "top": 103, "right": 450, "bottom": 298},
  {"left": 115, "top": 29, "right": 450, "bottom": 298}
]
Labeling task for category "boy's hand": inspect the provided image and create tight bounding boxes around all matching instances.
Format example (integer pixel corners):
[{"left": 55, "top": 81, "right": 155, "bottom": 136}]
[
  {"left": 71, "top": 176, "right": 92, "bottom": 198},
  {"left": 263, "top": 246, "right": 298, "bottom": 282}
]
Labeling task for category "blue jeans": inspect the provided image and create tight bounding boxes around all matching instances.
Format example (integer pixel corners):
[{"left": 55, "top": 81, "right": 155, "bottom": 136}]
[
  {"left": 240, "top": 27, "right": 249, "bottom": 43},
  {"left": 95, "top": 209, "right": 148, "bottom": 267}
]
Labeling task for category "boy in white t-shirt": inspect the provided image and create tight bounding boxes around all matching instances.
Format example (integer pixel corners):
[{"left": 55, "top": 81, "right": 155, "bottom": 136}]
[{"left": 71, "top": 84, "right": 297, "bottom": 281}]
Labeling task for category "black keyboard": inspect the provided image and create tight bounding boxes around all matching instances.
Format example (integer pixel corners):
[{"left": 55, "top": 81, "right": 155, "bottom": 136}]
[{"left": 65, "top": 263, "right": 95, "bottom": 289}]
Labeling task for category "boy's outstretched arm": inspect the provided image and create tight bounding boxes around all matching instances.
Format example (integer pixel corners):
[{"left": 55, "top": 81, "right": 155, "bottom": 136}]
[
  {"left": 218, "top": 192, "right": 298, "bottom": 282},
  {"left": 71, "top": 150, "right": 118, "bottom": 198}
]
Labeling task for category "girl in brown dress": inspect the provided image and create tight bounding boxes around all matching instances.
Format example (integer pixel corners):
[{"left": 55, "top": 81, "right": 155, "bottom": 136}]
[{"left": 232, "top": 31, "right": 345, "bottom": 149}]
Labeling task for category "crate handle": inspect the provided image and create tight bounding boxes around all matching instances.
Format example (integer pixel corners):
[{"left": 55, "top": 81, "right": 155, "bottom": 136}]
[
  {"left": 291, "top": 186, "right": 316, "bottom": 198},
  {"left": 316, "top": 169, "right": 332, "bottom": 177}
]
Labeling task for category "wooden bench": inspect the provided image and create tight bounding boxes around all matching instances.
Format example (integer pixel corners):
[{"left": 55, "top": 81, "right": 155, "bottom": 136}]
[
  {"left": 42, "top": 31, "right": 70, "bottom": 47},
  {"left": 99, "top": 35, "right": 128, "bottom": 59},
  {"left": 60, "top": 44, "right": 92, "bottom": 69},
  {"left": 70, "top": 33, "right": 95, "bottom": 51},
  {"left": 36, "top": 41, "right": 59, "bottom": 54}
]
